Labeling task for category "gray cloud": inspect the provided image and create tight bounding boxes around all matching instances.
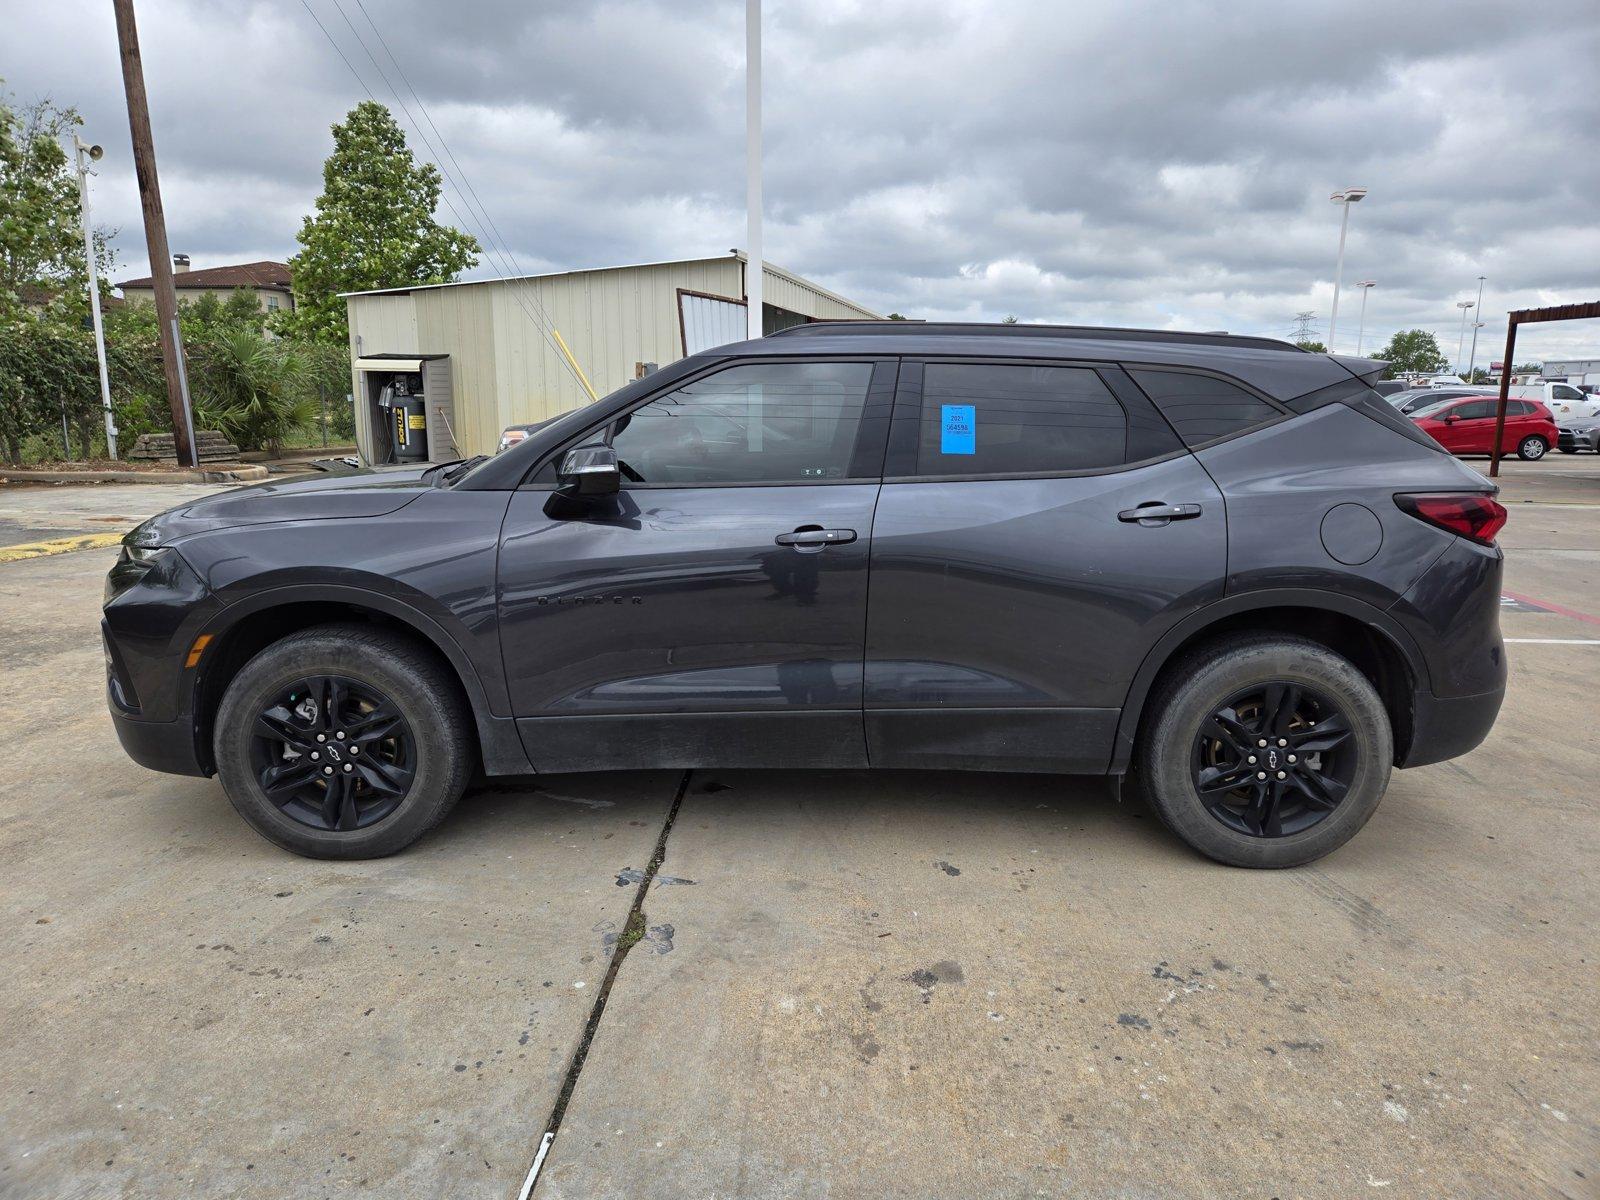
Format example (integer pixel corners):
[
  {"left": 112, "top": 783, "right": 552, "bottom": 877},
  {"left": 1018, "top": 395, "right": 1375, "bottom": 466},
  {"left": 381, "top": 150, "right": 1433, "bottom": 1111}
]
[{"left": 6, "top": 0, "right": 1597, "bottom": 359}]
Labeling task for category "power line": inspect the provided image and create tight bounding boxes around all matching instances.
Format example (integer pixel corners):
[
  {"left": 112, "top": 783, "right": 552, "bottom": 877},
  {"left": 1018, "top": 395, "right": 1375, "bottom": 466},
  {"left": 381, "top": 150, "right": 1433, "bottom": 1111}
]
[
  {"left": 298, "top": 0, "right": 591, "bottom": 397},
  {"left": 344, "top": 0, "right": 586, "bottom": 391},
  {"left": 322, "top": 0, "right": 573, "bottom": 364}
]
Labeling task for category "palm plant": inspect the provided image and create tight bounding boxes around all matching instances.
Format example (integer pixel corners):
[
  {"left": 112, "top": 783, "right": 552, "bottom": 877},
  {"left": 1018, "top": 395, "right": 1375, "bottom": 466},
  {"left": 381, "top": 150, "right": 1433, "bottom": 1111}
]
[{"left": 195, "top": 328, "right": 315, "bottom": 453}]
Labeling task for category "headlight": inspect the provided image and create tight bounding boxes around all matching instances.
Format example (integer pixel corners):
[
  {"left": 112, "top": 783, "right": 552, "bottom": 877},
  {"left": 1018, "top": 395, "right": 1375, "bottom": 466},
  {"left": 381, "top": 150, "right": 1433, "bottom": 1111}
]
[{"left": 105, "top": 536, "right": 170, "bottom": 604}]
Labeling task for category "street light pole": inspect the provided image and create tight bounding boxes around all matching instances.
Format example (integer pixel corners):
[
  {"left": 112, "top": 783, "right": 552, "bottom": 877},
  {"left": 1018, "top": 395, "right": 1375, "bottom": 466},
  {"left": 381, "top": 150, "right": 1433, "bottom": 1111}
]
[
  {"left": 1326, "top": 188, "right": 1367, "bottom": 351},
  {"left": 1456, "top": 300, "right": 1475, "bottom": 376},
  {"left": 1466, "top": 275, "right": 1486, "bottom": 381},
  {"left": 73, "top": 136, "right": 117, "bottom": 459},
  {"left": 1355, "top": 280, "right": 1376, "bottom": 355},
  {"left": 744, "top": 0, "right": 762, "bottom": 341}
]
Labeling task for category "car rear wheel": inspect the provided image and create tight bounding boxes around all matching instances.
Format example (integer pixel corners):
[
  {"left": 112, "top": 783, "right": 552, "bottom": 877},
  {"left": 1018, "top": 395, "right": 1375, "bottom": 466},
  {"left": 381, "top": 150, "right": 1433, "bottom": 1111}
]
[
  {"left": 1517, "top": 435, "right": 1549, "bottom": 460},
  {"left": 1134, "top": 634, "right": 1392, "bottom": 868},
  {"left": 213, "top": 624, "right": 473, "bottom": 859}
]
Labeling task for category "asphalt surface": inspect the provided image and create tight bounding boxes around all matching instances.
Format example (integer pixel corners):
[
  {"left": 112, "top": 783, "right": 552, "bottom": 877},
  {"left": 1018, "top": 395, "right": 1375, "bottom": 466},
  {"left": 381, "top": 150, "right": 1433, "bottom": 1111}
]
[{"left": 1, "top": 466, "right": 1596, "bottom": 1199}]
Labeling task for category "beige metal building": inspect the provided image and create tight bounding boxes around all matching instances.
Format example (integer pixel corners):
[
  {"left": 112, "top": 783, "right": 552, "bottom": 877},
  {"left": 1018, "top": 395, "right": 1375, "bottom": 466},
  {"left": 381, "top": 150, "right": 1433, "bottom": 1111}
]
[{"left": 342, "top": 253, "right": 879, "bottom": 464}]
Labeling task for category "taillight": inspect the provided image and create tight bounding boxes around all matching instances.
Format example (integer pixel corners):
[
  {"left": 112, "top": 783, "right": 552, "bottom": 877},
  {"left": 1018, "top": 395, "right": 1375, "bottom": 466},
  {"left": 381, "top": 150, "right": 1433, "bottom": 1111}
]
[{"left": 1394, "top": 492, "right": 1507, "bottom": 546}]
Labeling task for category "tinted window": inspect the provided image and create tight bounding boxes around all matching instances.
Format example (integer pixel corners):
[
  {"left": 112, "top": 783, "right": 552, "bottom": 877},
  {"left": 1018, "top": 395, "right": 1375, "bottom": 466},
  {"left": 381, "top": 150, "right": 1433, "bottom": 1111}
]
[
  {"left": 608, "top": 362, "right": 874, "bottom": 485},
  {"left": 1129, "top": 370, "right": 1282, "bottom": 446},
  {"left": 1509, "top": 400, "right": 1535, "bottom": 416},
  {"left": 1454, "top": 400, "right": 1495, "bottom": 420},
  {"left": 916, "top": 363, "right": 1126, "bottom": 475}
]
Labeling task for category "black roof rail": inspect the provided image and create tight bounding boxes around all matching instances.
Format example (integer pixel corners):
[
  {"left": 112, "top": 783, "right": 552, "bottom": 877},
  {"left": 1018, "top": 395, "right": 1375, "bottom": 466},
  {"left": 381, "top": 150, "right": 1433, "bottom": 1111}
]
[{"left": 770, "top": 320, "right": 1306, "bottom": 354}]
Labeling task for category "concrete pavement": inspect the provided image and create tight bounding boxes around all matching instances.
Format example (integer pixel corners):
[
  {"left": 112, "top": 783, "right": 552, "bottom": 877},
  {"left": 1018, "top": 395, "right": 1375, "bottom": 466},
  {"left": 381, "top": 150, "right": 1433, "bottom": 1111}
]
[{"left": 1, "top": 460, "right": 1597, "bottom": 1198}]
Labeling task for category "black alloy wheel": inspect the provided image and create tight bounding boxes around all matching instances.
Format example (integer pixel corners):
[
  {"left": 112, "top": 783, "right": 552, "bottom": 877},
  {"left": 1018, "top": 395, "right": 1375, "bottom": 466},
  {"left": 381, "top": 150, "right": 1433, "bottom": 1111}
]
[
  {"left": 248, "top": 674, "right": 417, "bottom": 831},
  {"left": 1190, "top": 681, "right": 1354, "bottom": 838}
]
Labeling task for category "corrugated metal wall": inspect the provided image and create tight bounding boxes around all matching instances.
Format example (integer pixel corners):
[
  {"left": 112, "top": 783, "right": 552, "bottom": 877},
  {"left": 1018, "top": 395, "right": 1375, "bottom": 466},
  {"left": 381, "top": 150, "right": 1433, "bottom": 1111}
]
[
  {"left": 345, "top": 257, "right": 879, "bottom": 458},
  {"left": 681, "top": 292, "right": 748, "bottom": 355}
]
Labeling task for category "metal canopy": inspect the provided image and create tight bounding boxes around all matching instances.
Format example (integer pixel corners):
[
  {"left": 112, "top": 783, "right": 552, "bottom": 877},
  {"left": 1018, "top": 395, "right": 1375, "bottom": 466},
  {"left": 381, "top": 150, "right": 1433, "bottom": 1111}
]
[{"left": 1488, "top": 300, "right": 1600, "bottom": 477}]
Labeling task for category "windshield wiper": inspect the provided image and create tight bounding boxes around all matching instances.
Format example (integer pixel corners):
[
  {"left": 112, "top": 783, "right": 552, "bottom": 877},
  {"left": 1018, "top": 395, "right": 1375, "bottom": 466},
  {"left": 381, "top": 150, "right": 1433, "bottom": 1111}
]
[{"left": 437, "top": 455, "right": 487, "bottom": 485}]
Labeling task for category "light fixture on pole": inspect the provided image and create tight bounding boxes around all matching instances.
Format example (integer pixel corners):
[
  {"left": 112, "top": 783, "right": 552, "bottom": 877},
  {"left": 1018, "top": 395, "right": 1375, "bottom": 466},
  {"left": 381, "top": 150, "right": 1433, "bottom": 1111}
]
[
  {"left": 1466, "top": 275, "right": 1486, "bottom": 380},
  {"left": 1326, "top": 186, "right": 1367, "bottom": 351},
  {"left": 744, "top": 0, "right": 762, "bottom": 341},
  {"left": 73, "top": 136, "right": 118, "bottom": 459},
  {"left": 1455, "top": 300, "right": 1476, "bottom": 376},
  {"left": 1355, "top": 280, "right": 1376, "bottom": 355}
]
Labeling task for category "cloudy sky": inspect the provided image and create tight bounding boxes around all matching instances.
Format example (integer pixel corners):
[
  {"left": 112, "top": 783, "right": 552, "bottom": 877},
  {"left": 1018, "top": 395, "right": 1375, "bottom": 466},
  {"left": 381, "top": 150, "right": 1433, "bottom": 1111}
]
[{"left": 8, "top": 0, "right": 1599, "bottom": 361}]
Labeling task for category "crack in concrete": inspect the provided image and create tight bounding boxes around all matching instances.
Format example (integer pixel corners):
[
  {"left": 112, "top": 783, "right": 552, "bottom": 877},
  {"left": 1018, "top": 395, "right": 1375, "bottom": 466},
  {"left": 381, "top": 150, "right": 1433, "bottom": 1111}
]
[{"left": 516, "top": 769, "right": 691, "bottom": 1198}]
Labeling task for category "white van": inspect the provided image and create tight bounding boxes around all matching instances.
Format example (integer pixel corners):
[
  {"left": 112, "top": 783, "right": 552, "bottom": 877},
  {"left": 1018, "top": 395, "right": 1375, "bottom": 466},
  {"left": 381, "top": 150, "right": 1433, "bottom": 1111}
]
[{"left": 1509, "top": 381, "right": 1599, "bottom": 420}]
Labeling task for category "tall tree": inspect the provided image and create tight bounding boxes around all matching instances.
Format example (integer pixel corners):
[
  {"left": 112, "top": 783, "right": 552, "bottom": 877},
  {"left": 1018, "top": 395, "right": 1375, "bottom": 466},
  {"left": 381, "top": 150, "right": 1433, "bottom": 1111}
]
[
  {"left": 0, "top": 90, "right": 113, "bottom": 317},
  {"left": 280, "top": 102, "right": 478, "bottom": 345},
  {"left": 1375, "top": 329, "right": 1449, "bottom": 378}
]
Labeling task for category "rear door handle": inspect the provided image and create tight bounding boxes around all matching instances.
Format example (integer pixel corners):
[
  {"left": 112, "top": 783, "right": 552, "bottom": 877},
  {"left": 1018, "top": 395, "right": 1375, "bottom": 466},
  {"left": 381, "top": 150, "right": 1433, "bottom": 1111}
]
[
  {"left": 1118, "top": 503, "right": 1203, "bottom": 525},
  {"left": 775, "top": 527, "right": 858, "bottom": 547}
]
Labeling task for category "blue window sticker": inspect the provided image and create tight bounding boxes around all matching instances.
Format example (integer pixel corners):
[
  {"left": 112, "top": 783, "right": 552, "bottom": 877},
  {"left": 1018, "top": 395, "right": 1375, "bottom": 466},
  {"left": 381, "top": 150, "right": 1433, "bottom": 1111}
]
[{"left": 941, "top": 404, "right": 976, "bottom": 455}]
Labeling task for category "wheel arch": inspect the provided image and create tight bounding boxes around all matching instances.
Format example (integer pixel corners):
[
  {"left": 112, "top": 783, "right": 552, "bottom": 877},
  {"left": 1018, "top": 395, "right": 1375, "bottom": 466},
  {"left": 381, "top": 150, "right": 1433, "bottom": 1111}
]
[
  {"left": 189, "top": 585, "right": 530, "bottom": 776},
  {"left": 1111, "top": 590, "right": 1428, "bottom": 774}
]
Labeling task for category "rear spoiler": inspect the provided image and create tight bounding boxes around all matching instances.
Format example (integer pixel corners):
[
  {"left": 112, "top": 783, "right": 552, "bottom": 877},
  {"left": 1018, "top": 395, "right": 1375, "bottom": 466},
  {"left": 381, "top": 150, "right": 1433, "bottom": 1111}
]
[{"left": 1329, "top": 354, "right": 1389, "bottom": 386}]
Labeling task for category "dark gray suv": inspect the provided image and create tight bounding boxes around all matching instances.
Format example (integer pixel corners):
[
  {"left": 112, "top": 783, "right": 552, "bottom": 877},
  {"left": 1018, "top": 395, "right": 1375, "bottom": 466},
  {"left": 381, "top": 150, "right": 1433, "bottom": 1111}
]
[{"left": 103, "top": 322, "right": 1507, "bottom": 867}]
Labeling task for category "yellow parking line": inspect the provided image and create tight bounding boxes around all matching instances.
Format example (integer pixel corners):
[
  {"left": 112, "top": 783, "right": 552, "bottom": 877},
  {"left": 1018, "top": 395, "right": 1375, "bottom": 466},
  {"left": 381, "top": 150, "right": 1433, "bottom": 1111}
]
[{"left": 0, "top": 532, "right": 126, "bottom": 563}]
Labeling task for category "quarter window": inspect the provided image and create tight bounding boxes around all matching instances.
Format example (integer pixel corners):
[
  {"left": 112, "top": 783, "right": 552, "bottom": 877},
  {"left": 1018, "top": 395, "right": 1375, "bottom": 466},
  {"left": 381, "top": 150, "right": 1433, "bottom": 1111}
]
[
  {"left": 916, "top": 363, "right": 1127, "bottom": 474},
  {"left": 1129, "top": 370, "right": 1282, "bottom": 447},
  {"left": 608, "top": 361, "right": 874, "bottom": 485}
]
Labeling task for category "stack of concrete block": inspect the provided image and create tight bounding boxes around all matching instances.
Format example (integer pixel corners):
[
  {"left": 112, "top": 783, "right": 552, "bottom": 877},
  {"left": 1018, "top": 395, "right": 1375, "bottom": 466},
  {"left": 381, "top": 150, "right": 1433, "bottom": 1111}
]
[{"left": 127, "top": 431, "right": 241, "bottom": 463}]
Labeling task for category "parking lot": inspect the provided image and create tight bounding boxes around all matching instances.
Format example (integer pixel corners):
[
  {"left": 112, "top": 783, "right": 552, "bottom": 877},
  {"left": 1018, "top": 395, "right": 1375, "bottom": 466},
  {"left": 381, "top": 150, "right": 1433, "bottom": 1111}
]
[{"left": 1, "top": 464, "right": 1596, "bottom": 1199}]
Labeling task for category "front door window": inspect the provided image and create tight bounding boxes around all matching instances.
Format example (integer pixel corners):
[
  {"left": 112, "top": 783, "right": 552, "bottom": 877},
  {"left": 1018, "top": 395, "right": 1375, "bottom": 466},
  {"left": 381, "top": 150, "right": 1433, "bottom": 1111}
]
[{"left": 609, "top": 361, "right": 875, "bottom": 485}]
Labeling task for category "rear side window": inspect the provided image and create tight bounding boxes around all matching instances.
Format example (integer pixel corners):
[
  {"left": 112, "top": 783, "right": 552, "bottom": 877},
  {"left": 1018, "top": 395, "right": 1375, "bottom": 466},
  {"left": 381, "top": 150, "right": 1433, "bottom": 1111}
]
[
  {"left": 1509, "top": 400, "right": 1535, "bottom": 416},
  {"left": 916, "top": 363, "right": 1127, "bottom": 474},
  {"left": 1129, "top": 370, "right": 1282, "bottom": 447}
]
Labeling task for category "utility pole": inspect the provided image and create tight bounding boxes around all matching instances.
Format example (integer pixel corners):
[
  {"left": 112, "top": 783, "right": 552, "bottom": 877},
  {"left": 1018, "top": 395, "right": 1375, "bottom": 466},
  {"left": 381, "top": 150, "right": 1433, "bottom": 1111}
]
[
  {"left": 1292, "top": 311, "right": 1318, "bottom": 344},
  {"left": 112, "top": 0, "right": 197, "bottom": 467},
  {"left": 73, "top": 136, "right": 117, "bottom": 459},
  {"left": 745, "top": 0, "right": 762, "bottom": 341}
]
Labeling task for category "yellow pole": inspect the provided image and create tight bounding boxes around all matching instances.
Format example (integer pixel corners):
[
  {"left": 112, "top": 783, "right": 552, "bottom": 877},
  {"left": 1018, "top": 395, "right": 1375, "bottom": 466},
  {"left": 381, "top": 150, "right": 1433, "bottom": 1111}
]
[{"left": 551, "top": 328, "right": 598, "bottom": 402}]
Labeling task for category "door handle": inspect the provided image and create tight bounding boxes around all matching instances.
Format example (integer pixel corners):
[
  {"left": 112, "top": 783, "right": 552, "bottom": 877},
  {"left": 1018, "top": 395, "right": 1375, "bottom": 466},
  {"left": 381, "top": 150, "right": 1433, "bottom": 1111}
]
[
  {"left": 775, "top": 527, "right": 858, "bottom": 547},
  {"left": 1118, "top": 502, "right": 1203, "bottom": 525}
]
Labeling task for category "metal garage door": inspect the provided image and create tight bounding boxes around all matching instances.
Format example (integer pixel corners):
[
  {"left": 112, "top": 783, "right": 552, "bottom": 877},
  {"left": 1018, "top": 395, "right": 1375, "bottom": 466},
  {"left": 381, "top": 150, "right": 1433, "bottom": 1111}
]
[{"left": 679, "top": 291, "right": 747, "bottom": 355}]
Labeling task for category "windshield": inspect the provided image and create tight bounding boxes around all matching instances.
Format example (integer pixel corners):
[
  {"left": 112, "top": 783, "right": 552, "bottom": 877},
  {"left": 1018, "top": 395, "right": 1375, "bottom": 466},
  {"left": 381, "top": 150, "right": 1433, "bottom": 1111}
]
[{"left": 1409, "top": 400, "right": 1459, "bottom": 419}]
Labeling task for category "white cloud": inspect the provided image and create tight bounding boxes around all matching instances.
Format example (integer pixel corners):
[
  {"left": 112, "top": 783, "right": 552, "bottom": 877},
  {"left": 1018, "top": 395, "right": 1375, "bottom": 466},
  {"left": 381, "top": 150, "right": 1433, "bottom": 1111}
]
[{"left": 5, "top": 0, "right": 1597, "bottom": 356}]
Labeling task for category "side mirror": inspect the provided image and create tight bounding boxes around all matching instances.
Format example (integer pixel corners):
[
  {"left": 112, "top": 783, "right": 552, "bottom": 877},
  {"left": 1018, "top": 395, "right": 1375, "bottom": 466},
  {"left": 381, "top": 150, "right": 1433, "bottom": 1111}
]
[
  {"left": 558, "top": 442, "right": 621, "bottom": 497},
  {"left": 1443, "top": 413, "right": 1459, "bottom": 423}
]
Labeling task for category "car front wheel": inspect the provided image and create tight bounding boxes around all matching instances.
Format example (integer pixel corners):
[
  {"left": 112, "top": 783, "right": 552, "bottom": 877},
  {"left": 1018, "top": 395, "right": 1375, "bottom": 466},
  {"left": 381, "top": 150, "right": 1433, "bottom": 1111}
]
[
  {"left": 1517, "top": 435, "right": 1549, "bottom": 460},
  {"left": 1135, "top": 634, "right": 1393, "bottom": 868},
  {"left": 213, "top": 624, "right": 474, "bottom": 859}
]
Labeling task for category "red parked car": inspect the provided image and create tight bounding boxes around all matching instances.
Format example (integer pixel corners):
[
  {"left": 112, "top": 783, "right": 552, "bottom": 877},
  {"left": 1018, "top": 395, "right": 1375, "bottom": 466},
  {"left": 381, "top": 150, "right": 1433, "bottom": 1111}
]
[{"left": 1411, "top": 396, "right": 1557, "bottom": 460}]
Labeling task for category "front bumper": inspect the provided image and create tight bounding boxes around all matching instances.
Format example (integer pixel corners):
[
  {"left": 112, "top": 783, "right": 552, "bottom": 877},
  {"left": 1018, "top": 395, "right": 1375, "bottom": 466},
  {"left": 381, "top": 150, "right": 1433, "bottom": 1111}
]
[
  {"left": 109, "top": 706, "right": 208, "bottom": 777},
  {"left": 102, "top": 544, "right": 219, "bottom": 777}
]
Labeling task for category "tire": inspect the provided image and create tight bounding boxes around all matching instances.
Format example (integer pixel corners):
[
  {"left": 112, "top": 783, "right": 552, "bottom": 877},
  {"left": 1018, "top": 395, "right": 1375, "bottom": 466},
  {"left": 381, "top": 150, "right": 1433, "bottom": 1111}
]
[
  {"left": 1134, "top": 634, "right": 1392, "bottom": 868},
  {"left": 213, "top": 623, "right": 474, "bottom": 859},
  {"left": 1517, "top": 435, "right": 1549, "bottom": 461}
]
